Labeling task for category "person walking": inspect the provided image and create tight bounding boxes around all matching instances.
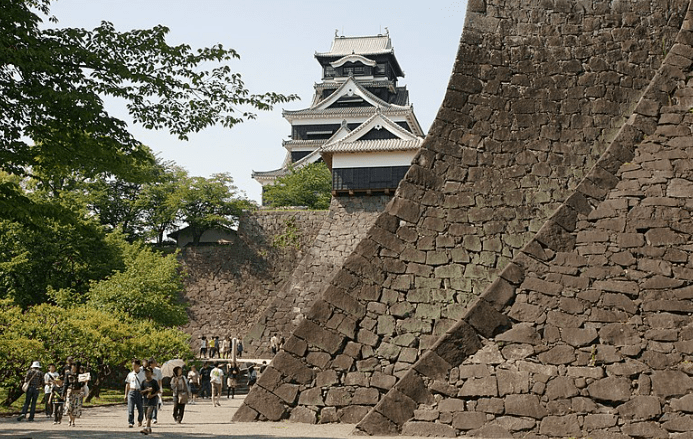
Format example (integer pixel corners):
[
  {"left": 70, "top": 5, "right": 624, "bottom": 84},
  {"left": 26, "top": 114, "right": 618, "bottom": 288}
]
[
  {"left": 140, "top": 367, "right": 160, "bottom": 435},
  {"left": 247, "top": 365, "right": 257, "bottom": 388},
  {"left": 49, "top": 376, "right": 65, "bottom": 424},
  {"left": 270, "top": 334, "right": 279, "bottom": 355},
  {"left": 63, "top": 362, "right": 85, "bottom": 427},
  {"left": 219, "top": 337, "right": 228, "bottom": 359},
  {"left": 199, "top": 362, "right": 212, "bottom": 399},
  {"left": 149, "top": 358, "right": 162, "bottom": 424},
  {"left": 199, "top": 336, "right": 207, "bottom": 359},
  {"left": 226, "top": 361, "right": 240, "bottom": 399},
  {"left": 124, "top": 359, "right": 145, "bottom": 428},
  {"left": 43, "top": 363, "right": 59, "bottom": 417},
  {"left": 187, "top": 365, "right": 199, "bottom": 405},
  {"left": 17, "top": 361, "right": 43, "bottom": 422},
  {"left": 237, "top": 338, "right": 244, "bottom": 358},
  {"left": 210, "top": 363, "right": 224, "bottom": 407},
  {"left": 171, "top": 366, "right": 190, "bottom": 423}
]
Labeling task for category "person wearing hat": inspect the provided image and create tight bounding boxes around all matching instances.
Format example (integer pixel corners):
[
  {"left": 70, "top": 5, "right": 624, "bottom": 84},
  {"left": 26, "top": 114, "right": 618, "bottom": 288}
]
[{"left": 17, "top": 360, "right": 43, "bottom": 421}]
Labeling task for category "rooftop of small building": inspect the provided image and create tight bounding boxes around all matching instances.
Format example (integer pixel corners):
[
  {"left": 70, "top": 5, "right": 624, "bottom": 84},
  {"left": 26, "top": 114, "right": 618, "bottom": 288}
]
[{"left": 315, "top": 33, "right": 394, "bottom": 58}]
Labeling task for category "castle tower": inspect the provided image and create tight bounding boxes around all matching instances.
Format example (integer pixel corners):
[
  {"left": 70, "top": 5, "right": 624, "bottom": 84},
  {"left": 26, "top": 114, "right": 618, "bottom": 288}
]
[{"left": 252, "top": 32, "right": 425, "bottom": 200}]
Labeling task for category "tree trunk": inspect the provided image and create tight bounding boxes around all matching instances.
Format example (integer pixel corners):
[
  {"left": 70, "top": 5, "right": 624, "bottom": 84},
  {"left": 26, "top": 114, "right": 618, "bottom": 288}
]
[{"left": 3, "top": 386, "right": 23, "bottom": 407}]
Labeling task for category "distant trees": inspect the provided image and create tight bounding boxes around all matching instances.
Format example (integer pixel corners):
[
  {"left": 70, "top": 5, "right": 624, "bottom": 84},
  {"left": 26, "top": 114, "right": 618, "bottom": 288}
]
[{"left": 263, "top": 162, "right": 332, "bottom": 210}]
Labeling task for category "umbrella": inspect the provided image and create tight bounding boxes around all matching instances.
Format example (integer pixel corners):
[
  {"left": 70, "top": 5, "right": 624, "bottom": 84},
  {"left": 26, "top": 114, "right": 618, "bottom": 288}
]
[{"left": 160, "top": 359, "right": 185, "bottom": 378}]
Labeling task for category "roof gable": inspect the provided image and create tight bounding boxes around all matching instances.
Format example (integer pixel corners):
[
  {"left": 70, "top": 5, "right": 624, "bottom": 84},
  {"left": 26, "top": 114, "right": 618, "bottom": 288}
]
[
  {"left": 330, "top": 54, "right": 377, "bottom": 68},
  {"left": 315, "top": 77, "right": 394, "bottom": 111},
  {"left": 328, "top": 111, "right": 420, "bottom": 144}
]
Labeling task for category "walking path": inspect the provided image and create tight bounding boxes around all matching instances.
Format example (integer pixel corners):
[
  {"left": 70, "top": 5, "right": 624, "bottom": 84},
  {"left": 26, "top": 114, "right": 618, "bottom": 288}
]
[{"left": 0, "top": 395, "right": 462, "bottom": 439}]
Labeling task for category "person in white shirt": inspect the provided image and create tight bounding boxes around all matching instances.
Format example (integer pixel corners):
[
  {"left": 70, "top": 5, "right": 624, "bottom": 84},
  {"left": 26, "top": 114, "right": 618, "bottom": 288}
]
[
  {"left": 43, "top": 364, "right": 59, "bottom": 417},
  {"left": 210, "top": 363, "right": 224, "bottom": 407},
  {"left": 270, "top": 335, "right": 279, "bottom": 355},
  {"left": 124, "top": 359, "right": 145, "bottom": 428}
]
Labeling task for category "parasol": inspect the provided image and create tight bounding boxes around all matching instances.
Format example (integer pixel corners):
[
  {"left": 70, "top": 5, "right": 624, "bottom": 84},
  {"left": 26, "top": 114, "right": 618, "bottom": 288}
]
[{"left": 160, "top": 359, "right": 185, "bottom": 378}]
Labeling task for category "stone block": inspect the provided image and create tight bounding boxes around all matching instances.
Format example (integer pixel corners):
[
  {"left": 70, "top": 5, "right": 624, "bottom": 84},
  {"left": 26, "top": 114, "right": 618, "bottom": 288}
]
[
  {"left": 520, "top": 276, "right": 562, "bottom": 295},
  {"left": 232, "top": 403, "right": 259, "bottom": 422},
  {"left": 402, "top": 421, "right": 456, "bottom": 437},
  {"left": 496, "top": 369, "right": 530, "bottom": 396},
  {"left": 621, "top": 422, "right": 669, "bottom": 439},
  {"left": 283, "top": 335, "right": 308, "bottom": 357},
  {"left": 376, "top": 389, "right": 417, "bottom": 426},
  {"left": 545, "top": 376, "right": 579, "bottom": 400},
  {"left": 289, "top": 406, "right": 316, "bottom": 424},
  {"left": 496, "top": 323, "right": 541, "bottom": 345},
  {"left": 352, "top": 387, "right": 381, "bottom": 405},
  {"left": 271, "top": 351, "right": 314, "bottom": 385},
  {"left": 561, "top": 327, "right": 598, "bottom": 347},
  {"left": 432, "top": 320, "right": 482, "bottom": 367},
  {"left": 306, "top": 351, "right": 331, "bottom": 369},
  {"left": 316, "top": 370, "right": 339, "bottom": 388},
  {"left": 463, "top": 299, "right": 511, "bottom": 338},
  {"left": 460, "top": 376, "right": 498, "bottom": 397},
  {"left": 298, "top": 387, "right": 324, "bottom": 406},
  {"left": 617, "top": 396, "right": 661, "bottom": 420},
  {"left": 243, "top": 386, "right": 286, "bottom": 421},
  {"left": 481, "top": 277, "right": 516, "bottom": 310},
  {"left": 537, "top": 344, "right": 575, "bottom": 365},
  {"left": 507, "top": 302, "right": 544, "bottom": 322},
  {"left": 504, "top": 394, "right": 547, "bottom": 419},
  {"left": 539, "top": 414, "right": 580, "bottom": 437},
  {"left": 355, "top": 410, "right": 399, "bottom": 436},
  {"left": 583, "top": 414, "right": 617, "bottom": 430},
  {"left": 293, "top": 320, "right": 344, "bottom": 355},
  {"left": 371, "top": 372, "right": 397, "bottom": 390},
  {"left": 493, "top": 416, "right": 536, "bottom": 432},
  {"left": 651, "top": 370, "right": 693, "bottom": 397},
  {"left": 256, "top": 366, "right": 282, "bottom": 392},
  {"left": 439, "top": 398, "right": 466, "bottom": 412},
  {"left": 414, "top": 350, "right": 452, "bottom": 380},
  {"left": 274, "top": 383, "right": 299, "bottom": 404},
  {"left": 318, "top": 406, "right": 339, "bottom": 424},
  {"left": 323, "top": 287, "right": 366, "bottom": 320},
  {"left": 332, "top": 354, "right": 354, "bottom": 371},
  {"left": 467, "top": 424, "right": 513, "bottom": 438},
  {"left": 396, "top": 371, "right": 433, "bottom": 404},
  {"left": 587, "top": 376, "right": 631, "bottom": 402},
  {"left": 452, "top": 411, "right": 487, "bottom": 430}
]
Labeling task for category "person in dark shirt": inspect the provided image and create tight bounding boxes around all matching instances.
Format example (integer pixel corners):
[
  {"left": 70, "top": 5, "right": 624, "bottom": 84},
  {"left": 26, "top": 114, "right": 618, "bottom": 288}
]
[
  {"left": 226, "top": 362, "right": 240, "bottom": 399},
  {"left": 17, "top": 361, "right": 43, "bottom": 422},
  {"left": 199, "top": 362, "right": 212, "bottom": 399},
  {"left": 49, "top": 377, "right": 65, "bottom": 424},
  {"left": 140, "top": 367, "right": 160, "bottom": 435}
]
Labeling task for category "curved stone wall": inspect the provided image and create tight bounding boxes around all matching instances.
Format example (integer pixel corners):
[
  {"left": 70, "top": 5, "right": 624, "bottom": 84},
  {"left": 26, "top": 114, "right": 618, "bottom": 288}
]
[
  {"left": 234, "top": 0, "right": 692, "bottom": 430},
  {"left": 245, "top": 196, "right": 391, "bottom": 357},
  {"left": 359, "top": 3, "right": 693, "bottom": 436}
]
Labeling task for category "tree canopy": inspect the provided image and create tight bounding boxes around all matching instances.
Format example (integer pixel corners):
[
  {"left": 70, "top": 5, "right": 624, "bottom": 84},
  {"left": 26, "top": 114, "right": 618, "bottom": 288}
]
[
  {"left": 263, "top": 162, "right": 332, "bottom": 210},
  {"left": 1, "top": 0, "right": 297, "bottom": 223}
]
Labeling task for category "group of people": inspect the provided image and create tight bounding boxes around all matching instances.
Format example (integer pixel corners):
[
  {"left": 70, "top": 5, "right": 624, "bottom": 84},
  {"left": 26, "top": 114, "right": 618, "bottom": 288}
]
[
  {"left": 125, "top": 358, "right": 261, "bottom": 435},
  {"left": 269, "top": 333, "right": 285, "bottom": 355},
  {"left": 124, "top": 358, "right": 164, "bottom": 435},
  {"left": 198, "top": 335, "right": 243, "bottom": 359},
  {"left": 18, "top": 356, "right": 90, "bottom": 427},
  {"left": 19, "top": 356, "right": 264, "bottom": 435}
]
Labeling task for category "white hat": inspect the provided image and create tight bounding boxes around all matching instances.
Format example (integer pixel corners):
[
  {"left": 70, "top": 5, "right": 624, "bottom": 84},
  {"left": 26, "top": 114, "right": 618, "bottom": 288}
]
[{"left": 31, "top": 361, "right": 41, "bottom": 369}]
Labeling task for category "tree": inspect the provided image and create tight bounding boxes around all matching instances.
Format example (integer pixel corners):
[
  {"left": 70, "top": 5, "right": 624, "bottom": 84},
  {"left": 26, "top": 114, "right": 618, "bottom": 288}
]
[
  {"left": 137, "top": 164, "right": 188, "bottom": 246},
  {"left": 0, "top": 299, "right": 192, "bottom": 406},
  {"left": 1, "top": 0, "right": 297, "bottom": 224},
  {"left": 87, "top": 239, "right": 187, "bottom": 327},
  {"left": 263, "top": 162, "right": 332, "bottom": 209},
  {"left": 176, "top": 173, "right": 256, "bottom": 245}
]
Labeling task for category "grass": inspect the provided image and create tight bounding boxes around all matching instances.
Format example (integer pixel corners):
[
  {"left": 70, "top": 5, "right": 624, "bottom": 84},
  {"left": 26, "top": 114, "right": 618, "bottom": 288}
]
[{"left": 0, "top": 388, "right": 125, "bottom": 416}]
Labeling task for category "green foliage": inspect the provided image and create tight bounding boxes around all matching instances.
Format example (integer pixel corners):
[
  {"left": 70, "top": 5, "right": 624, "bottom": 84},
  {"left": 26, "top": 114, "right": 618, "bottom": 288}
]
[
  {"left": 1, "top": 0, "right": 297, "bottom": 225},
  {"left": 175, "top": 173, "right": 256, "bottom": 245},
  {"left": 0, "top": 299, "right": 192, "bottom": 406},
  {"left": 263, "top": 162, "right": 332, "bottom": 209},
  {"left": 0, "top": 183, "right": 123, "bottom": 307},
  {"left": 88, "top": 240, "right": 187, "bottom": 327},
  {"left": 272, "top": 217, "right": 302, "bottom": 250}
]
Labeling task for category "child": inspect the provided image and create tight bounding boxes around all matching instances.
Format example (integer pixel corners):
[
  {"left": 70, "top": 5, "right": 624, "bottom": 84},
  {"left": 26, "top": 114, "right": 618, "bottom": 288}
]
[
  {"left": 49, "top": 377, "right": 65, "bottom": 425},
  {"left": 140, "top": 367, "right": 160, "bottom": 435}
]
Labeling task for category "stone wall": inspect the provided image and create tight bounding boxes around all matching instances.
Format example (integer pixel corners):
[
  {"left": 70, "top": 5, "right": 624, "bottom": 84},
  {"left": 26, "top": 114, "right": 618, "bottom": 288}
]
[
  {"left": 181, "top": 210, "right": 327, "bottom": 343},
  {"left": 244, "top": 195, "right": 391, "bottom": 357},
  {"left": 234, "top": 0, "right": 693, "bottom": 431},
  {"left": 360, "top": 6, "right": 693, "bottom": 436}
]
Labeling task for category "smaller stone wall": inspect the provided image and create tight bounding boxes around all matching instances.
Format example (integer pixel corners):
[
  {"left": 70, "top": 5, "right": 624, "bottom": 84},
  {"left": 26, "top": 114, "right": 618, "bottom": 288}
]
[
  {"left": 181, "top": 210, "right": 328, "bottom": 345},
  {"left": 245, "top": 195, "right": 392, "bottom": 357}
]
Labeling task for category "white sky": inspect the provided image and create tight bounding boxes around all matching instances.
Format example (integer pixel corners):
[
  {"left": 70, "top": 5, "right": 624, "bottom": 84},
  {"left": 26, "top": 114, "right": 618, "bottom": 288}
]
[{"left": 46, "top": 0, "right": 468, "bottom": 203}]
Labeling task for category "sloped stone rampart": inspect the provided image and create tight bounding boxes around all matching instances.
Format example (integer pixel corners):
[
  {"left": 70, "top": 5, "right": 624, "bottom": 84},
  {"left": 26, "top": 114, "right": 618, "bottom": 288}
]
[
  {"left": 234, "top": 0, "right": 690, "bottom": 427},
  {"left": 181, "top": 210, "right": 327, "bottom": 342},
  {"left": 357, "top": 2, "right": 693, "bottom": 437},
  {"left": 245, "top": 196, "right": 391, "bottom": 356}
]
